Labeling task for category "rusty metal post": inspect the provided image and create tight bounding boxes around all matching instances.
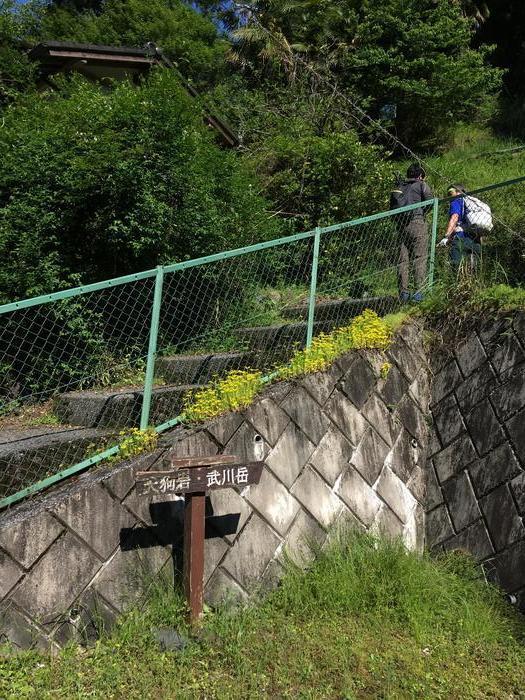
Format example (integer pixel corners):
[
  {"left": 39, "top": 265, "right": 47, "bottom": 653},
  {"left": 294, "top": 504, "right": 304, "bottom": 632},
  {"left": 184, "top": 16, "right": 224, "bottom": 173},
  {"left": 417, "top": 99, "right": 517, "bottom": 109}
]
[{"left": 183, "top": 491, "right": 206, "bottom": 624}]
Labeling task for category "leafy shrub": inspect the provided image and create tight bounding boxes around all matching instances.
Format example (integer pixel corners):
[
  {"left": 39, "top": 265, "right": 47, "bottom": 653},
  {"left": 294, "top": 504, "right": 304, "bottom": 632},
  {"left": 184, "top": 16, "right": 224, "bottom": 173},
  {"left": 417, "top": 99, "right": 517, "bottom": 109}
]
[
  {"left": 0, "top": 68, "right": 279, "bottom": 301},
  {"left": 116, "top": 427, "right": 158, "bottom": 460},
  {"left": 248, "top": 126, "right": 394, "bottom": 231},
  {"left": 0, "top": 68, "right": 282, "bottom": 401},
  {"left": 0, "top": 1, "right": 39, "bottom": 104}
]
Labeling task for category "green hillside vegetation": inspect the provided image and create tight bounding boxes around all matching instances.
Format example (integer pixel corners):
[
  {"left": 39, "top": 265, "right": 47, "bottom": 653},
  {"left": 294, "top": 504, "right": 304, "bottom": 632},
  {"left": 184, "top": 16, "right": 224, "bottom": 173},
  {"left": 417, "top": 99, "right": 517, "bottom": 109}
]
[
  {"left": 0, "top": 0, "right": 524, "bottom": 420},
  {"left": 0, "top": 69, "right": 278, "bottom": 301},
  {"left": 0, "top": 0, "right": 520, "bottom": 301},
  {"left": 1, "top": 533, "right": 524, "bottom": 699},
  {"left": 424, "top": 127, "right": 525, "bottom": 191}
]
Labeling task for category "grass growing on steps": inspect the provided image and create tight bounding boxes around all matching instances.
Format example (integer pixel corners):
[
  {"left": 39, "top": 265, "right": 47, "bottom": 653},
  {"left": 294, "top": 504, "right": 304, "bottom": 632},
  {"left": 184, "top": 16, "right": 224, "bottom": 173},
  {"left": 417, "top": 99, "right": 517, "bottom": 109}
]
[
  {"left": 2, "top": 532, "right": 524, "bottom": 699},
  {"left": 421, "top": 282, "right": 525, "bottom": 317},
  {"left": 383, "top": 309, "right": 413, "bottom": 333},
  {"left": 182, "top": 310, "right": 392, "bottom": 422}
]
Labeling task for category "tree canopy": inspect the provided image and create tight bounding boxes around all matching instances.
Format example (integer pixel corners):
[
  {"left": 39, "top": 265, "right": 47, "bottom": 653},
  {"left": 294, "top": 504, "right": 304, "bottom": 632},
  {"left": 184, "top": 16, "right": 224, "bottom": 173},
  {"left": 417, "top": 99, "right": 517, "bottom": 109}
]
[
  {"left": 206, "top": 0, "right": 502, "bottom": 150},
  {"left": 0, "top": 1, "right": 40, "bottom": 104},
  {"left": 0, "top": 70, "right": 278, "bottom": 300},
  {"left": 38, "top": 0, "right": 230, "bottom": 84},
  {"left": 0, "top": 0, "right": 521, "bottom": 298}
]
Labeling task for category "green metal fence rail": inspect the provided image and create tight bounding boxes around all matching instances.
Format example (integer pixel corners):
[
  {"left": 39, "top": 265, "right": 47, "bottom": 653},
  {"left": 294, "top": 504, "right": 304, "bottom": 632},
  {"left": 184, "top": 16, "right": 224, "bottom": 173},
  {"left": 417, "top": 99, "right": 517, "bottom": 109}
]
[{"left": 1, "top": 175, "right": 524, "bottom": 510}]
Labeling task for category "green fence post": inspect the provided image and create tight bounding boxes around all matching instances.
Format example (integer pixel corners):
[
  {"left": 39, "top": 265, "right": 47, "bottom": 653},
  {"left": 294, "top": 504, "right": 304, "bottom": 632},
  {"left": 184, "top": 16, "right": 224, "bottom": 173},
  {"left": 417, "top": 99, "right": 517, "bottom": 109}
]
[
  {"left": 428, "top": 198, "right": 439, "bottom": 290},
  {"left": 306, "top": 227, "right": 321, "bottom": 348},
  {"left": 140, "top": 265, "right": 164, "bottom": 430}
]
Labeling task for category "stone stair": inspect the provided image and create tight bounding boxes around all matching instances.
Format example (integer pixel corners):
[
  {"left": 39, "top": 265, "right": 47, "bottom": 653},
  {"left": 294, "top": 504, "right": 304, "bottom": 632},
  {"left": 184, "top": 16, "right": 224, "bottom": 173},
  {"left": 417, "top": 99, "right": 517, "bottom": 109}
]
[
  {"left": 233, "top": 296, "right": 396, "bottom": 359},
  {"left": 46, "top": 297, "right": 399, "bottom": 431},
  {"left": 55, "top": 384, "right": 198, "bottom": 429},
  {"left": 234, "top": 321, "right": 333, "bottom": 356},
  {"left": 281, "top": 295, "right": 397, "bottom": 322},
  {"left": 155, "top": 350, "right": 253, "bottom": 385},
  {"left": 0, "top": 427, "right": 116, "bottom": 498}
]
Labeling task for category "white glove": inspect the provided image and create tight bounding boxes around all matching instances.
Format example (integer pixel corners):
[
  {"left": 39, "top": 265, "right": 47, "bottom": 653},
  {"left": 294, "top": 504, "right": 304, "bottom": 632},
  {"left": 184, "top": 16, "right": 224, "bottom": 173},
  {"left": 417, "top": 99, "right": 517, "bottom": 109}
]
[{"left": 438, "top": 237, "right": 449, "bottom": 247}]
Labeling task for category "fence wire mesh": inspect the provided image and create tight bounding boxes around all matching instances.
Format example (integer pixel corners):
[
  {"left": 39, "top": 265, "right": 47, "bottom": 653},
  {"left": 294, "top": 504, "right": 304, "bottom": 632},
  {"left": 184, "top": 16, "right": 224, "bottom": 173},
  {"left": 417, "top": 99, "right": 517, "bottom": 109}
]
[
  {"left": 0, "top": 276, "right": 157, "bottom": 502},
  {"left": 152, "top": 237, "right": 315, "bottom": 425},
  {"left": 1, "top": 177, "right": 523, "bottom": 509},
  {"left": 316, "top": 203, "right": 434, "bottom": 332}
]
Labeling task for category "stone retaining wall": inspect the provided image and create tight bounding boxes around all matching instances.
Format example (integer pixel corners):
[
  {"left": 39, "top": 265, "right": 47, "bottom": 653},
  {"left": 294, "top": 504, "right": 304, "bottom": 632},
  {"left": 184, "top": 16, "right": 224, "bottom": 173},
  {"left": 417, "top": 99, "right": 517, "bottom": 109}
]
[
  {"left": 0, "top": 322, "right": 429, "bottom": 650},
  {"left": 426, "top": 311, "right": 525, "bottom": 606}
]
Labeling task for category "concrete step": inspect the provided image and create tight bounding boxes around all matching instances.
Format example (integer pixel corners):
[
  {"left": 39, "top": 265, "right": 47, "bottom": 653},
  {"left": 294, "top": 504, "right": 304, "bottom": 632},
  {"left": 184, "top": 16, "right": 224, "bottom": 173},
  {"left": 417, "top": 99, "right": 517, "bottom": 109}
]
[
  {"left": 155, "top": 351, "right": 253, "bottom": 386},
  {"left": 55, "top": 384, "right": 200, "bottom": 429},
  {"left": 0, "top": 427, "right": 114, "bottom": 499},
  {"left": 234, "top": 297, "right": 397, "bottom": 357},
  {"left": 47, "top": 296, "right": 397, "bottom": 430},
  {"left": 234, "top": 320, "right": 335, "bottom": 356},
  {"left": 282, "top": 295, "right": 397, "bottom": 322}
]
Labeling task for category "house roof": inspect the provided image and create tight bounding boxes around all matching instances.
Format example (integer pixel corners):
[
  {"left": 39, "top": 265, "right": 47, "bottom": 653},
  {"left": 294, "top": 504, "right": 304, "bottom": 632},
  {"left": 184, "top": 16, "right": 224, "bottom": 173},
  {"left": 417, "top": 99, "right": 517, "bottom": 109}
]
[{"left": 29, "top": 41, "right": 239, "bottom": 148}]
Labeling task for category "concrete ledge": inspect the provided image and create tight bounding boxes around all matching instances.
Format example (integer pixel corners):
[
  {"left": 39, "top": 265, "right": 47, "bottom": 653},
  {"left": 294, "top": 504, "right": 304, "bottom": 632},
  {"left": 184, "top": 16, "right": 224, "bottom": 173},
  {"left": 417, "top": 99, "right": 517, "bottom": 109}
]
[
  {"left": 55, "top": 384, "right": 200, "bottom": 429},
  {"left": 155, "top": 351, "right": 255, "bottom": 386},
  {"left": 0, "top": 427, "right": 114, "bottom": 499},
  {"left": 155, "top": 354, "right": 211, "bottom": 385},
  {"left": 234, "top": 321, "right": 334, "bottom": 356},
  {"left": 282, "top": 295, "right": 397, "bottom": 322}
]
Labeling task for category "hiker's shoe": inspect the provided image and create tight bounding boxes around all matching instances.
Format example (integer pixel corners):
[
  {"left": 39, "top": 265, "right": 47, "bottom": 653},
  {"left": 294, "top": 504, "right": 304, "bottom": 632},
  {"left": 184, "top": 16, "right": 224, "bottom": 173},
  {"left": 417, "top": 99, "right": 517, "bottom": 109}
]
[
  {"left": 399, "top": 291, "right": 410, "bottom": 303},
  {"left": 412, "top": 291, "right": 424, "bottom": 303}
]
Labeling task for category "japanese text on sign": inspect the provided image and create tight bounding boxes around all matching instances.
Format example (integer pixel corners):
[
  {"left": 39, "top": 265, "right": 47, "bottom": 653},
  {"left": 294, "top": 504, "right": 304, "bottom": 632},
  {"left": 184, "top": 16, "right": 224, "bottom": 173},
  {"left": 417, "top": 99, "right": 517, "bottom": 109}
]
[
  {"left": 136, "top": 461, "right": 263, "bottom": 496},
  {"left": 206, "top": 467, "right": 249, "bottom": 488}
]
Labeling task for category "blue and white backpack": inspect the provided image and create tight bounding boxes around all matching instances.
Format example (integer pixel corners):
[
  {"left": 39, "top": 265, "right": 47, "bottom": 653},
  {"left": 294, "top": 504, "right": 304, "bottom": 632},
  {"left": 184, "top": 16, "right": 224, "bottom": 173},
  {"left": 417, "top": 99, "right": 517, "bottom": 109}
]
[{"left": 463, "top": 195, "right": 494, "bottom": 233}]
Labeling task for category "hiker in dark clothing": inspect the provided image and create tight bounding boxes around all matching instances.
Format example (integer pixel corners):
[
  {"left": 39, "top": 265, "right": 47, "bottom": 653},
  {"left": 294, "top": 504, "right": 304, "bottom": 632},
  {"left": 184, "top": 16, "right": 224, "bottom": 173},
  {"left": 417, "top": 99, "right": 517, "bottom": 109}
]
[{"left": 391, "top": 164, "right": 434, "bottom": 303}]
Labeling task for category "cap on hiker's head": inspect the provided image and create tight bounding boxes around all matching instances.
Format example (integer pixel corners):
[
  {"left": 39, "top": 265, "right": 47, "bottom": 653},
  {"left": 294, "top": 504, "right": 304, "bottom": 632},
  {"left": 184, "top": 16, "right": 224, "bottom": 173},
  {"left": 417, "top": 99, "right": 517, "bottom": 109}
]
[{"left": 448, "top": 184, "right": 465, "bottom": 195}]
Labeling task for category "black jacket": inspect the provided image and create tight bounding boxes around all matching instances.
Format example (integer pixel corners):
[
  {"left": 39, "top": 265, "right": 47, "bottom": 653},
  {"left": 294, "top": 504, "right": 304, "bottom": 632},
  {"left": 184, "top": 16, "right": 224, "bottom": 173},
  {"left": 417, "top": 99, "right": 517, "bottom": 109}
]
[{"left": 399, "top": 178, "right": 434, "bottom": 218}]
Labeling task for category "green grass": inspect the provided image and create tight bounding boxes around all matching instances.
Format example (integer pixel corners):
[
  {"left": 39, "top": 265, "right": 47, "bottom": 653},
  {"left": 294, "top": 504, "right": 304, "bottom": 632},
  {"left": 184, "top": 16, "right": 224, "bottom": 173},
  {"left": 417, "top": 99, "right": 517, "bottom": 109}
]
[
  {"left": 0, "top": 400, "right": 62, "bottom": 429},
  {"left": 26, "top": 411, "right": 61, "bottom": 427},
  {"left": 413, "top": 281, "right": 525, "bottom": 350},
  {"left": 411, "top": 125, "right": 525, "bottom": 195},
  {"left": 2, "top": 532, "right": 524, "bottom": 699},
  {"left": 383, "top": 309, "right": 413, "bottom": 333},
  {"left": 420, "top": 281, "right": 525, "bottom": 319}
]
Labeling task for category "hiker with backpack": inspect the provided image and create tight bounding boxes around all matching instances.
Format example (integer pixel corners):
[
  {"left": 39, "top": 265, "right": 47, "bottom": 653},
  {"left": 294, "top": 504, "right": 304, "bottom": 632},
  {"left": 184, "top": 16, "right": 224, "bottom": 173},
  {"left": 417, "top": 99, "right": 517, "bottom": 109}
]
[
  {"left": 390, "top": 164, "right": 434, "bottom": 303},
  {"left": 438, "top": 184, "right": 493, "bottom": 271}
]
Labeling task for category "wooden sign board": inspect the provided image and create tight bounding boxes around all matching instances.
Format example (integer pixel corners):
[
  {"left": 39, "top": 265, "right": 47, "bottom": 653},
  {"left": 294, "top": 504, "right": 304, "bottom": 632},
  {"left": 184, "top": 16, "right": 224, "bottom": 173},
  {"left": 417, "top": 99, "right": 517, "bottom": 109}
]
[
  {"left": 136, "top": 461, "right": 264, "bottom": 496},
  {"left": 135, "top": 453, "right": 264, "bottom": 624}
]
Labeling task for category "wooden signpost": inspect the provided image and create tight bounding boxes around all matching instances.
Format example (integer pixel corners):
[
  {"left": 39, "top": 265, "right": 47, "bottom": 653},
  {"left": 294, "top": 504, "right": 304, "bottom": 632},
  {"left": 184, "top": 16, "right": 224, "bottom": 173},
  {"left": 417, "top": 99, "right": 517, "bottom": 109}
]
[{"left": 136, "top": 454, "right": 264, "bottom": 624}]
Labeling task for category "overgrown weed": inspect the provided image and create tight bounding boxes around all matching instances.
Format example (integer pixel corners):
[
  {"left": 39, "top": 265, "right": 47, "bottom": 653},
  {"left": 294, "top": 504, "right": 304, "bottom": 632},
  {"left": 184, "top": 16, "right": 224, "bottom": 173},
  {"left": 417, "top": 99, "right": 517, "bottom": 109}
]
[
  {"left": 420, "top": 280, "right": 525, "bottom": 329},
  {"left": 2, "top": 532, "right": 525, "bottom": 699},
  {"left": 183, "top": 310, "right": 392, "bottom": 422}
]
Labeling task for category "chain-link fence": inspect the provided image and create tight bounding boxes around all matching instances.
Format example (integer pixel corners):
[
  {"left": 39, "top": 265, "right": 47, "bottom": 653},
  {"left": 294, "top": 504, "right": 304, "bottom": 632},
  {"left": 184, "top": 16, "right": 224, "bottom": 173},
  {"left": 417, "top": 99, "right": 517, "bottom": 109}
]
[{"left": 1, "top": 176, "right": 524, "bottom": 509}]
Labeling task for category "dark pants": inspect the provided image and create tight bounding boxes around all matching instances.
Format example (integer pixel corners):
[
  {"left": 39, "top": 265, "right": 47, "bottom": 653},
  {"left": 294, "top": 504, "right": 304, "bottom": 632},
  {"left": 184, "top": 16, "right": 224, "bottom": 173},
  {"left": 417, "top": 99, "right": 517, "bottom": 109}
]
[
  {"left": 397, "top": 218, "right": 428, "bottom": 295},
  {"left": 450, "top": 236, "right": 482, "bottom": 270}
]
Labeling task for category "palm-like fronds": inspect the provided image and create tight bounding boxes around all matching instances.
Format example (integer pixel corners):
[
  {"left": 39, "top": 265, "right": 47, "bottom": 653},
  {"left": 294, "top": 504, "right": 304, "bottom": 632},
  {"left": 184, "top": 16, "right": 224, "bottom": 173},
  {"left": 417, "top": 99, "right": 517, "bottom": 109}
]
[{"left": 460, "top": 0, "right": 490, "bottom": 25}]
